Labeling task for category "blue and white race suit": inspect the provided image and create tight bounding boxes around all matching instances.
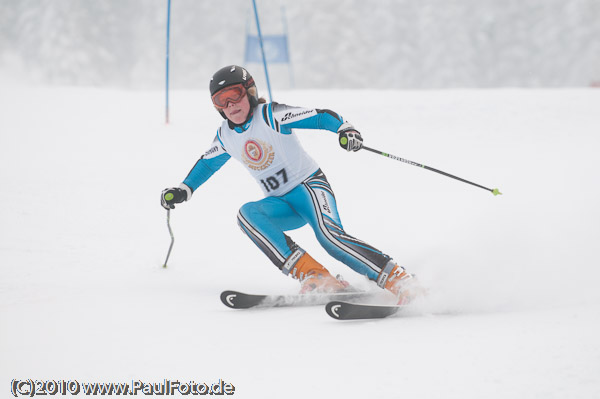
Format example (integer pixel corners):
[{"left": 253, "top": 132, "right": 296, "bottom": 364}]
[{"left": 182, "top": 102, "right": 393, "bottom": 281}]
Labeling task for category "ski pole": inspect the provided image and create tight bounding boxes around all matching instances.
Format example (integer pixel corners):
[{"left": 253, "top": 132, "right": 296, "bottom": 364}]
[
  {"left": 163, "top": 209, "right": 175, "bottom": 268},
  {"left": 361, "top": 145, "right": 502, "bottom": 196}
]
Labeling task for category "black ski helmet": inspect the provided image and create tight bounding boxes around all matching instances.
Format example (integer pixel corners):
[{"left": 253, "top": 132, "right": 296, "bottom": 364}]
[{"left": 209, "top": 65, "right": 259, "bottom": 119}]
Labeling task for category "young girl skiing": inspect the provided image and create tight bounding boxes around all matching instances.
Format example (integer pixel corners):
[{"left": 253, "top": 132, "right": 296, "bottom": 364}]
[{"left": 161, "top": 65, "right": 418, "bottom": 304}]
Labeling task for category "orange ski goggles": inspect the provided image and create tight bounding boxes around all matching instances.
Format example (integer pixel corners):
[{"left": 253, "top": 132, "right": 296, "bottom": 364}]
[{"left": 211, "top": 84, "right": 247, "bottom": 109}]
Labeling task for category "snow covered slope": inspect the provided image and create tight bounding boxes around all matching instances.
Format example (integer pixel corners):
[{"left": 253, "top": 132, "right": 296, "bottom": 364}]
[{"left": 1, "top": 86, "right": 599, "bottom": 398}]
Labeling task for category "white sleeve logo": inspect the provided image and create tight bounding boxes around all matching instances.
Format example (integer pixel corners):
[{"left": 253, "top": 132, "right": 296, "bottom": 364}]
[
  {"left": 275, "top": 108, "right": 317, "bottom": 124},
  {"left": 202, "top": 145, "right": 226, "bottom": 160}
]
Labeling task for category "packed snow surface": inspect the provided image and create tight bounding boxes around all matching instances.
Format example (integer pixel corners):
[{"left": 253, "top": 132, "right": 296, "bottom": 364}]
[{"left": 1, "top": 86, "right": 599, "bottom": 398}]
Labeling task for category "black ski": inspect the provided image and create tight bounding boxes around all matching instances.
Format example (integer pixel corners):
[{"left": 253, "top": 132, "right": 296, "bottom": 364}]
[
  {"left": 220, "top": 290, "right": 376, "bottom": 310},
  {"left": 325, "top": 301, "right": 406, "bottom": 320}
]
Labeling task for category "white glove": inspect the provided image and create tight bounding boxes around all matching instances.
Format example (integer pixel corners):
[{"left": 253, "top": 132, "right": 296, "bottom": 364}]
[
  {"left": 337, "top": 122, "right": 363, "bottom": 152},
  {"left": 161, "top": 184, "right": 192, "bottom": 210}
]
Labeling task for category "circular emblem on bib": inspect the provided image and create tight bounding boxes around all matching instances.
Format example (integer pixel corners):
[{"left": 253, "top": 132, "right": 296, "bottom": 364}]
[
  {"left": 242, "top": 139, "right": 275, "bottom": 171},
  {"left": 244, "top": 140, "right": 263, "bottom": 162}
]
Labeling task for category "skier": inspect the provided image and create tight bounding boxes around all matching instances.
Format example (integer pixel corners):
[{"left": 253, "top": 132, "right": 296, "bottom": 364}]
[{"left": 161, "top": 65, "right": 419, "bottom": 304}]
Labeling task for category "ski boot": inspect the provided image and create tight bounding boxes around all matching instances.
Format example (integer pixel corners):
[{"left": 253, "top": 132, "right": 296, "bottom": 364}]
[
  {"left": 283, "top": 251, "right": 349, "bottom": 294},
  {"left": 377, "top": 261, "right": 422, "bottom": 305}
]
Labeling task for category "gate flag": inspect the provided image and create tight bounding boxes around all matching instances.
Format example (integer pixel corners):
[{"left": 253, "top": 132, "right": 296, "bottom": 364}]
[{"left": 244, "top": 34, "right": 290, "bottom": 64}]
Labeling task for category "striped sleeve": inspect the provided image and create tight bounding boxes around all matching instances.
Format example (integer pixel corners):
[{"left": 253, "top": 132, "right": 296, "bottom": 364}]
[
  {"left": 182, "top": 130, "right": 231, "bottom": 193},
  {"left": 262, "top": 102, "right": 345, "bottom": 134}
]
